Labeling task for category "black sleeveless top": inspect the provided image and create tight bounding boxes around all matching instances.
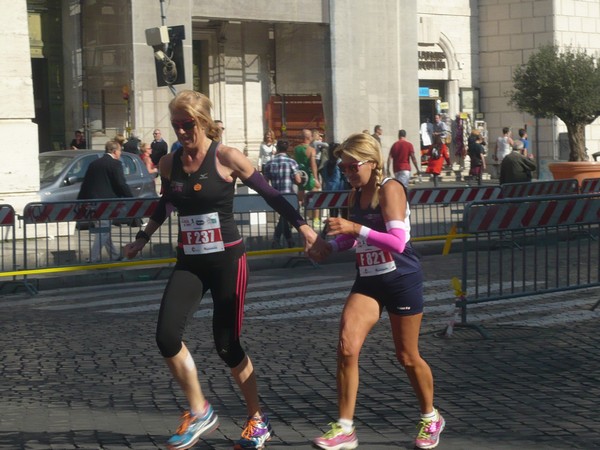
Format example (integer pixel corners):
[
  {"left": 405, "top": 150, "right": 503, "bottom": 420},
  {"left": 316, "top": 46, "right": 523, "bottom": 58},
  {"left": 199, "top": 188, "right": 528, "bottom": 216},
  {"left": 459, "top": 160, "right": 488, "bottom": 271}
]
[
  {"left": 168, "top": 141, "right": 242, "bottom": 249},
  {"left": 350, "top": 179, "right": 421, "bottom": 275}
]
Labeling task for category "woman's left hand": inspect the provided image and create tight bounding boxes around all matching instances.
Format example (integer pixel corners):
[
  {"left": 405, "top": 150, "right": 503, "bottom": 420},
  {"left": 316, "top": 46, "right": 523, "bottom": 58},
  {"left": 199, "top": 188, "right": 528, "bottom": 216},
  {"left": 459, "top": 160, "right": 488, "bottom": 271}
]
[{"left": 326, "top": 217, "right": 358, "bottom": 236}]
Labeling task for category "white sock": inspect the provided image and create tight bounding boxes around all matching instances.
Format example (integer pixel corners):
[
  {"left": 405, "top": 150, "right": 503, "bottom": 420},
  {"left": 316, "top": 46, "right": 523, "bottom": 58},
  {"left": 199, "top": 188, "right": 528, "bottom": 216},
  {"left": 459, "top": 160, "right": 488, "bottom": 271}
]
[
  {"left": 421, "top": 409, "right": 438, "bottom": 422},
  {"left": 338, "top": 418, "right": 354, "bottom": 433}
]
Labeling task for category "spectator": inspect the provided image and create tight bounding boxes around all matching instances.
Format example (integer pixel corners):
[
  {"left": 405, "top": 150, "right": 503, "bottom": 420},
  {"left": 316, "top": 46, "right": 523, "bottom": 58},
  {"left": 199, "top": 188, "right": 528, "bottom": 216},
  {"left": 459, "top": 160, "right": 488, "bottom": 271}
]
[
  {"left": 150, "top": 129, "right": 168, "bottom": 166},
  {"left": 139, "top": 142, "right": 158, "bottom": 175},
  {"left": 420, "top": 117, "right": 433, "bottom": 151},
  {"left": 123, "top": 132, "right": 141, "bottom": 155},
  {"left": 77, "top": 140, "right": 133, "bottom": 262},
  {"left": 319, "top": 143, "right": 348, "bottom": 220},
  {"left": 70, "top": 129, "right": 87, "bottom": 149},
  {"left": 263, "top": 140, "right": 302, "bottom": 248},
  {"left": 493, "top": 127, "right": 513, "bottom": 164},
  {"left": 467, "top": 133, "right": 487, "bottom": 185},
  {"left": 518, "top": 128, "right": 530, "bottom": 157},
  {"left": 258, "top": 130, "right": 276, "bottom": 172},
  {"left": 214, "top": 120, "right": 225, "bottom": 141},
  {"left": 311, "top": 129, "right": 329, "bottom": 170},
  {"left": 294, "top": 128, "right": 322, "bottom": 226},
  {"left": 500, "top": 140, "right": 537, "bottom": 185},
  {"left": 432, "top": 114, "right": 448, "bottom": 143},
  {"left": 386, "top": 129, "right": 420, "bottom": 188},
  {"left": 371, "top": 125, "right": 383, "bottom": 145},
  {"left": 425, "top": 135, "right": 451, "bottom": 187}
]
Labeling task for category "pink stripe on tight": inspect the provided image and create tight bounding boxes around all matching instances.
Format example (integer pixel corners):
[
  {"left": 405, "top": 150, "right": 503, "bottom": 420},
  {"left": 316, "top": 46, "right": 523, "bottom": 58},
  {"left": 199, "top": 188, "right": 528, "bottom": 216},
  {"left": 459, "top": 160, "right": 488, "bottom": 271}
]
[{"left": 235, "top": 253, "right": 248, "bottom": 337}]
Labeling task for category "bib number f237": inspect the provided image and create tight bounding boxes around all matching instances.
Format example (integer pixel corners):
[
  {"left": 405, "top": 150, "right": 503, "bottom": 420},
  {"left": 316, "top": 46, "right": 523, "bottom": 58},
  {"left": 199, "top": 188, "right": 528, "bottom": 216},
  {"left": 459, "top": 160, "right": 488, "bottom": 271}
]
[
  {"left": 180, "top": 212, "right": 225, "bottom": 255},
  {"left": 356, "top": 240, "right": 396, "bottom": 277}
]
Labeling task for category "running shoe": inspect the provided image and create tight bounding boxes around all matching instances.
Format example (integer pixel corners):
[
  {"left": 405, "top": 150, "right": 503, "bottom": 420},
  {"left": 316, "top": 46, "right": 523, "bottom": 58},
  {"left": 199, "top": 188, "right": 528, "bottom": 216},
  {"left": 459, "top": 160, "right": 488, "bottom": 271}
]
[
  {"left": 312, "top": 422, "right": 358, "bottom": 450},
  {"left": 234, "top": 414, "right": 273, "bottom": 449},
  {"left": 166, "top": 406, "right": 219, "bottom": 450},
  {"left": 415, "top": 412, "right": 445, "bottom": 449}
]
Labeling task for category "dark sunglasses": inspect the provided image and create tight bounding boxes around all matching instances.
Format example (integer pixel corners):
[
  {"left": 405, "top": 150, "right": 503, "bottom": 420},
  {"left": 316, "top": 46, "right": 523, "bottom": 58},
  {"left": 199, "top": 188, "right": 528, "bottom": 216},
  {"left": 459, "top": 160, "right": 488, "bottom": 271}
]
[
  {"left": 171, "top": 119, "right": 196, "bottom": 131},
  {"left": 338, "top": 160, "right": 369, "bottom": 174}
]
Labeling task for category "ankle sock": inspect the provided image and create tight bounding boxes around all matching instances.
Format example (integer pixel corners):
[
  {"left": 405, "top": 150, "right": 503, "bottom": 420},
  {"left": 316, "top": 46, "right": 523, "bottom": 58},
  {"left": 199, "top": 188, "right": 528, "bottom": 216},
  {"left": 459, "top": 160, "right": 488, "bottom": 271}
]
[
  {"left": 338, "top": 418, "right": 354, "bottom": 433},
  {"left": 421, "top": 409, "right": 438, "bottom": 422}
]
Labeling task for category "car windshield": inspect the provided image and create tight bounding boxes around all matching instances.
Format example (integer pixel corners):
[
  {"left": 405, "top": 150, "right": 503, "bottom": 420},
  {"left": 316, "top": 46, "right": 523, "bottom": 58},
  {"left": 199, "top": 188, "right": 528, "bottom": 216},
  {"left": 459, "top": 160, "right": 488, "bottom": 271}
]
[{"left": 39, "top": 155, "right": 75, "bottom": 184}]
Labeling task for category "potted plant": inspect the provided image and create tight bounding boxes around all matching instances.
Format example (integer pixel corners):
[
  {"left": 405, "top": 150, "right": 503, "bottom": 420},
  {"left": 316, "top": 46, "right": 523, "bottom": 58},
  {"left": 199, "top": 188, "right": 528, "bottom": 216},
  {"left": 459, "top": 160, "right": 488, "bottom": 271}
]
[{"left": 508, "top": 44, "right": 600, "bottom": 185}]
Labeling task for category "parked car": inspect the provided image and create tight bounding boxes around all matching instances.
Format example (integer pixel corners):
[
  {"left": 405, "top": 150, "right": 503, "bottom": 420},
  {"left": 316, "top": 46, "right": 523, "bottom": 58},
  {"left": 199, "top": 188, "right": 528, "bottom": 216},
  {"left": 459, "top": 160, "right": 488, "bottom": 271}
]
[{"left": 39, "top": 150, "right": 158, "bottom": 202}]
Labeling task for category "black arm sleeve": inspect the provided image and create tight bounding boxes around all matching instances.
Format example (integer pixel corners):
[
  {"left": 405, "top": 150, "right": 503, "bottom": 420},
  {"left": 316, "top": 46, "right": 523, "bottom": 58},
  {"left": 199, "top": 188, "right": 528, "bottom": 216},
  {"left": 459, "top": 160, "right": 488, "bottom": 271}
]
[
  {"left": 149, "top": 176, "right": 171, "bottom": 225},
  {"left": 243, "top": 171, "right": 307, "bottom": 230}
]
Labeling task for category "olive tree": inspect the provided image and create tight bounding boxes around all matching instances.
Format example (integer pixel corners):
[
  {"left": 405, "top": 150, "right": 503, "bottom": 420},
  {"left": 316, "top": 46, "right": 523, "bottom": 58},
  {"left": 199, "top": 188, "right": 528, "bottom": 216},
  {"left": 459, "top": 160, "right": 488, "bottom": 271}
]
[{"left": 508, "top": 44, "right": 600, "bottom": 161}]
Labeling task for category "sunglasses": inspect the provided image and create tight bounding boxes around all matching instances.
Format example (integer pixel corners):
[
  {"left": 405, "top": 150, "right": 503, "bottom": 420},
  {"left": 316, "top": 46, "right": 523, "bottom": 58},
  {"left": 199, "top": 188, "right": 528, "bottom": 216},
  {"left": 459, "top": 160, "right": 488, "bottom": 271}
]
[
  {"left": 171, "top": 119, "right": 196, "bottom": 131},
  {"left": 338, "top": 160, "right": 369, "bottom": 174}
]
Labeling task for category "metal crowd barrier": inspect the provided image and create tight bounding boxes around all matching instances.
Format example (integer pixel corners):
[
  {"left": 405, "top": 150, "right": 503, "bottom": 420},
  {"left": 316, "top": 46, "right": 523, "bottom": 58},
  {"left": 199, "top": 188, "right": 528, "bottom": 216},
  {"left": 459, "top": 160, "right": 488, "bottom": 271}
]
[
  {"left": 499, "top": 178, "right": 579, "bottom": 198},
  {"left": 408, "top": 186, "right": 501, "bottom": 244},
  {"left": 0, "top": 193, "right": 306, "bottom": 290},
  {"left": 453, "top": 193, "right": 600, "bottom": 337},
  {"left": 0, "top": 204, "right": 16, "bottom": 274},
  {"left": 580, "top": 177, "right": 600, "bottom": 194}
]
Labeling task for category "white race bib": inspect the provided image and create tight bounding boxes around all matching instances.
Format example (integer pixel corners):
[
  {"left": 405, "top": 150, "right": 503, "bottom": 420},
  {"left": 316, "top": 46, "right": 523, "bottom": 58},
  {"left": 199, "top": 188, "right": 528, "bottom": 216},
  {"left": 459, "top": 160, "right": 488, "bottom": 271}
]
[
  {"left": 356, "top": 240, "right": 396, "bottom": 277},
  {"left": 180, "top": 212, "right": 225, "bottom": 255}
]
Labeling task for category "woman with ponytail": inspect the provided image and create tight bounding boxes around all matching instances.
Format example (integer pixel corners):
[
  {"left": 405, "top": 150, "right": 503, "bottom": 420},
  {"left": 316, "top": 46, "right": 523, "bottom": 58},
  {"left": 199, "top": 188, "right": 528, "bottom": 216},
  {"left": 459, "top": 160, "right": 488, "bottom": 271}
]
[{"left": 310, "top": 133, "right": 444, "bottom": 450}]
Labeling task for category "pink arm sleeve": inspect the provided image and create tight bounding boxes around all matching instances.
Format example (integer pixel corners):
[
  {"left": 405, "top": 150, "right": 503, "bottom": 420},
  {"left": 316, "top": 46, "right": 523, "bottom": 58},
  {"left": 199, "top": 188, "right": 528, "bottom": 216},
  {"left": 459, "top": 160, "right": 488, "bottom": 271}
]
[{"left": 361, "top": 223, "right": 408, "bottom": 254}]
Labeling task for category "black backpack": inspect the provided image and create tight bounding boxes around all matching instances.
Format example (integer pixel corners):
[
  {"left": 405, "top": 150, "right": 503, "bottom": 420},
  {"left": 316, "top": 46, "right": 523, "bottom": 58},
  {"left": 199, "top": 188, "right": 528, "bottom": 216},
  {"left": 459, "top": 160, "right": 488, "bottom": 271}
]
[{"left": 430, "top": 146, "right": 441, "bottom": 160}]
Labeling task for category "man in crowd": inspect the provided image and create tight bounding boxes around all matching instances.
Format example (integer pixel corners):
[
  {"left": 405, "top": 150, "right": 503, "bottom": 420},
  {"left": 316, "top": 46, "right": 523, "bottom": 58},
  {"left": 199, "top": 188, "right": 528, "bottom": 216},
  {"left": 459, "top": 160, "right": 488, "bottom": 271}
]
[
  {"left": 386, "top": 129, "right": 420, "bottom": 188},
  {"left": 78, "top": 140, "right": 133, "bottom": 262},
  {"left": 263, "top": 140, "right": 302, "bottom": 248},
  {"left": 150, "top": 129, "right": 168, "bottom": 166},
  {"left": 499, "top": 140, "right": 537, "bottom": 185}
]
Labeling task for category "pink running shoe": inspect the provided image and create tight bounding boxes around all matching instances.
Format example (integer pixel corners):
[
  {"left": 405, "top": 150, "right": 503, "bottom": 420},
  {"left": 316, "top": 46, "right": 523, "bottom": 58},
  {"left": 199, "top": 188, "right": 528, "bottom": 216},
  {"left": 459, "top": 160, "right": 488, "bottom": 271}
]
[
  {"left": 415, "top": 412, "right": 445, "bottom": 449},
  {"left": 312, "top": 422, "right": 358, "bottom": 450}
]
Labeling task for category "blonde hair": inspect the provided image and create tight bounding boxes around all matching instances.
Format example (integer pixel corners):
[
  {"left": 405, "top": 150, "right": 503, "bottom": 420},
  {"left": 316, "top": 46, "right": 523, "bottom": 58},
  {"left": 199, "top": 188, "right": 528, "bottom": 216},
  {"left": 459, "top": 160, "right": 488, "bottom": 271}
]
[
  {"left": 168, "top": 90, "right": 221, "bottom": 141},
  {"left": 336, "top": 133, "right": 384, "bottom": 209}
]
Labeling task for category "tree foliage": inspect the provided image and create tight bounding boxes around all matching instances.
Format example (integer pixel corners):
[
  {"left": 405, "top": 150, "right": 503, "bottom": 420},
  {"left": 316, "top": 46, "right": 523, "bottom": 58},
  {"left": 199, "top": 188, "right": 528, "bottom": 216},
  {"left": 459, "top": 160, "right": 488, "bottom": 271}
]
[{"left": 508, "top": 45, "right": 600, "bottom": 161}]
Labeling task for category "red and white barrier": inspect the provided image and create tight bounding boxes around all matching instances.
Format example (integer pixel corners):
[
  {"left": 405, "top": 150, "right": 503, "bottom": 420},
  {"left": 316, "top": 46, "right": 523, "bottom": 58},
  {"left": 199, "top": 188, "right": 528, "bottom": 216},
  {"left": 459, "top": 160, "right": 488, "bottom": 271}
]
[
  {"left": 464, "top": 195, "right": 600, "bottom": 233},
  {"left": 22, "top": 199, "right": 159, "bottom": 224},
  {"left": 580, "top": 177, "right": 600, "bottom": 194},
  {"left": 304, "top": 191, "right": 350, "bottom": 210},
  {"left": 0, "top": 205, "right": 15, "bottom": 226},
  {"left": 500, "top": 179, "right": 579, "bottom": 198},
  {"left": 408, "top": 186, "right": 501, "bottom": 205}
]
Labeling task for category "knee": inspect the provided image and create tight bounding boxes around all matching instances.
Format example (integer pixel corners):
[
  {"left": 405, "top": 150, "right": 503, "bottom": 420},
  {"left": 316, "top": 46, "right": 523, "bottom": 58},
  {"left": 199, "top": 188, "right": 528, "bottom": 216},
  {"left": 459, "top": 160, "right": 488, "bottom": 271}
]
[
  {"left": 395, "top": 349, "right": 421, "bottom": 369},
  {"left": 337, "top": 336, "right": 362, "bottom": 361},
  {"left": 156, "top": 329, "right": 182, "bottom": 358},
  {"left": 215, "top": 339, "right": 245, "bottom": 368}
]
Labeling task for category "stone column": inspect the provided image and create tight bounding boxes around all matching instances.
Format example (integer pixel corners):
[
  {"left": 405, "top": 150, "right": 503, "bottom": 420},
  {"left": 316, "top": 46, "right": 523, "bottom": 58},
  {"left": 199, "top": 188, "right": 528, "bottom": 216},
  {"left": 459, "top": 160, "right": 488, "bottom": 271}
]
[{"left": 0, "top": 0, "right": 40, "bottom": 215}]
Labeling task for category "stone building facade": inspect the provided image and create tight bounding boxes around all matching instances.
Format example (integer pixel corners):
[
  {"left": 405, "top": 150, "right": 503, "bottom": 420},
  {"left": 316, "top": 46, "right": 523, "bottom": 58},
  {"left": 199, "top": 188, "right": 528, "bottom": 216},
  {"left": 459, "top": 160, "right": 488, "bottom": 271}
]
[{"left": 2, "top": 0, "right": 600, "bottom": 210}]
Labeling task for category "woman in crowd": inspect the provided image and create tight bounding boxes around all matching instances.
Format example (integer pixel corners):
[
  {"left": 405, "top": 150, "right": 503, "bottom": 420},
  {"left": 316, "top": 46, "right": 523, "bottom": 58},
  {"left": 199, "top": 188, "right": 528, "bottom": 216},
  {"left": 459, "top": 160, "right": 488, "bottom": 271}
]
[
  {"left": 309, "top": 133, "right": 444, "bottom": 450},
  {"left": 258, "top": 129, "right": 276, "bottom": 172},
  {"left": 425, "top": 135, "right": 451, "bottom": 187},
  {"left": 124, "top": 90, "right": 323, "bottom": 450},
  {"left": 139, "top": 141, "right": 158, "bottom": 175}
]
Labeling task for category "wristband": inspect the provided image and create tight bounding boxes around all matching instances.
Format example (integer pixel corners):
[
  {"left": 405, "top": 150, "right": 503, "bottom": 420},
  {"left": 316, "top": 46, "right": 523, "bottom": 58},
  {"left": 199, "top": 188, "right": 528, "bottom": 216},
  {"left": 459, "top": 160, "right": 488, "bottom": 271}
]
[{"left": 136, "top": 230, "right": 150, "bottom": 243}]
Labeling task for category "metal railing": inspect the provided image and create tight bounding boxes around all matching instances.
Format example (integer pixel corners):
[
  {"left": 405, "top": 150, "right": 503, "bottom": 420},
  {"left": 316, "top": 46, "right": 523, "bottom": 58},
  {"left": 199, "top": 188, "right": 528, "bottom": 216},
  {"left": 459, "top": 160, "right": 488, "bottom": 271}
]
[{"left": 454, "top": 193, "right": 600, "bottom": 337}]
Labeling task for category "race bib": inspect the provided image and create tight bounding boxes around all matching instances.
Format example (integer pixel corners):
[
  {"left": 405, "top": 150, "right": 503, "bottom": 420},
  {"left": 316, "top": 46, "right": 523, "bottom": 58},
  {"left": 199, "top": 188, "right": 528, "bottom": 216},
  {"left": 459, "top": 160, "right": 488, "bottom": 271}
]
[
  {"left": 180, "top": 212, "right": 224, "bottom": 255},
  {"left": 356, "top": 240, "right": 396, "bottom": 277}
]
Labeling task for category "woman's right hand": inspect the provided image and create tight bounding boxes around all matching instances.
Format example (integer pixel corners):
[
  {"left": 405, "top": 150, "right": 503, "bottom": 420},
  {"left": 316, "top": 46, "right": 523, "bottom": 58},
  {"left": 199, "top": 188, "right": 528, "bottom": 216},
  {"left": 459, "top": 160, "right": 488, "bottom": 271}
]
[{"left": 123, "top": 240, "right": 146, "bottom": 259}]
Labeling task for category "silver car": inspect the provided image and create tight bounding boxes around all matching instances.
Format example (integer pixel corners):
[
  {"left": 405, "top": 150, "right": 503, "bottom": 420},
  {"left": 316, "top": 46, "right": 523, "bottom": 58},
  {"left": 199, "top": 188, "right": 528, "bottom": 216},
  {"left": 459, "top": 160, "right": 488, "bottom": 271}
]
[{"left": 39, "top": 150, "right": 158, "bottom": 202}]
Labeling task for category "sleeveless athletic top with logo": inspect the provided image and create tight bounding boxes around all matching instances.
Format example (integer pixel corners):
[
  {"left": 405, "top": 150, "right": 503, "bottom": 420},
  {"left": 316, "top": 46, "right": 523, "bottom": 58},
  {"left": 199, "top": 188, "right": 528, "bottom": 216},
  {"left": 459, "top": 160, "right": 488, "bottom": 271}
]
[
  {"left": 168, "top": 141, "right": 242, "bottom": 256},
  {"left": 350, "top": 178, "right": 420, "bottom": 276}
]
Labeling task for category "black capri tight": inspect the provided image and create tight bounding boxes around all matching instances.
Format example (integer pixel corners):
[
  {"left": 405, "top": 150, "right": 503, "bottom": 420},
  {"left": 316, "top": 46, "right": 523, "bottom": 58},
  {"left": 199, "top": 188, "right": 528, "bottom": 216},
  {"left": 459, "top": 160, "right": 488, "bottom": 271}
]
[{"left": 156, "top": 247, "right": 248, "bottom": 368}]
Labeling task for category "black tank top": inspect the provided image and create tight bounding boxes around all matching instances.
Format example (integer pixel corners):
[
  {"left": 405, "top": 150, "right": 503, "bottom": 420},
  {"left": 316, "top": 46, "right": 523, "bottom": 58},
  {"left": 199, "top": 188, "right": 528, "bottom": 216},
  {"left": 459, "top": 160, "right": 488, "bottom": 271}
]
[{"left": 169, "top": 141, "right": 242, "bottom": 247}]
